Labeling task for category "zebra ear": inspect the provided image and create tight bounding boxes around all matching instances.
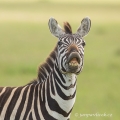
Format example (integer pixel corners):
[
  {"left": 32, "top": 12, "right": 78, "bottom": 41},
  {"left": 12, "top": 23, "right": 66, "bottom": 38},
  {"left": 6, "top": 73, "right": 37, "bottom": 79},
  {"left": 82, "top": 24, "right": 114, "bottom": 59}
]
[
  {"left": 48, "top": 17, "right": 65, "bottom": 37},
  {"left": 77, "top": 17, "right": 91, "bottom": 37}
]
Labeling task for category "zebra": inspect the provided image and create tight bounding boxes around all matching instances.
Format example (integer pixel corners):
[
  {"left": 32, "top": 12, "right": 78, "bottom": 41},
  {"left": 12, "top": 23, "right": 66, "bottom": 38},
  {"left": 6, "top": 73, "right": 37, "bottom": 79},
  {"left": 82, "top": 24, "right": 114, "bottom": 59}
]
[{"left": 0, "top": 17, "right": 91, "bottom": 120}]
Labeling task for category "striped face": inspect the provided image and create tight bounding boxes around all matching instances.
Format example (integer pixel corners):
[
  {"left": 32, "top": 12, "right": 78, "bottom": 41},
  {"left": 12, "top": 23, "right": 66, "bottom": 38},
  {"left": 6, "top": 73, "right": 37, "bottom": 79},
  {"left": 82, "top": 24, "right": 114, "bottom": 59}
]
[
  {"left": 48, "top": 17, "right": 91, "bottom": 74},
  {"left": 57, "top": 34, "right": 85, "bottom": 74}
]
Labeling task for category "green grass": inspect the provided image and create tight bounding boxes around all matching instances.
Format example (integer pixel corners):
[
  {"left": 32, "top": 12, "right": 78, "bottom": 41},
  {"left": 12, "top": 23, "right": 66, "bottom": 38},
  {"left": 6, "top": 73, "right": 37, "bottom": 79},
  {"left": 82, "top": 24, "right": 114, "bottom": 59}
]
[{"left": 0, "top": 1, "right": 120, "bottom": 120}]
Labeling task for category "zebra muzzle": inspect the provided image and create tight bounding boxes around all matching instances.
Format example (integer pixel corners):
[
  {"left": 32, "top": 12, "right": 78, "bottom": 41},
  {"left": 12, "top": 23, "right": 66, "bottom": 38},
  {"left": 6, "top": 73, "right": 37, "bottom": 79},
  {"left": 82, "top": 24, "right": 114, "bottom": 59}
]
[{"left": 67, "top": 52, "right": 80, "bottom": 72}]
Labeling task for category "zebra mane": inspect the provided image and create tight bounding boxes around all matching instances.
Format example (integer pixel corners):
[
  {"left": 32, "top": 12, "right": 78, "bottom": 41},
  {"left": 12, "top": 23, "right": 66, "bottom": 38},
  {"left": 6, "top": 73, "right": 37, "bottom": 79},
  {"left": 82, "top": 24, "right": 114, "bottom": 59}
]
[
  {"left": 28, "top": 46, "right": 57, "bottom": 85},
  {"left": 63, "top": 22, "right": 72, "bottom": 34}
]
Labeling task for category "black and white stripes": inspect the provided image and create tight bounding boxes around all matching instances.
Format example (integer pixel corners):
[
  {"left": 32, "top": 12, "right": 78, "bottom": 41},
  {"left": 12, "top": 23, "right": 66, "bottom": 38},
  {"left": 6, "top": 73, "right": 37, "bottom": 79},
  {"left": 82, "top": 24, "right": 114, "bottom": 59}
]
[{"left": 0, "top": 17, "right": 91, "bottom": 120}]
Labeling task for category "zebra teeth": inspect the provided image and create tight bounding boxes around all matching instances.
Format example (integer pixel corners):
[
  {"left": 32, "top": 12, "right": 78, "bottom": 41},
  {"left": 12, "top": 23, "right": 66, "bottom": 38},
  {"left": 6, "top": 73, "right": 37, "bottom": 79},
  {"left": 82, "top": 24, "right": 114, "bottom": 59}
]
[
  {"left": 69, "top": 62, "right": 78, "bottom": 66},
  {"left": 72, "top": 63, "right": 75, "bottom": 66},
  {"left": 68, "top": 57, "right": 79, "bottom": 67},
  {"left": 74, "top": 63, "right": 78, "bottom": 66},
  {"left": 71, "top": 63, "right": 73, "bottom": 66}
]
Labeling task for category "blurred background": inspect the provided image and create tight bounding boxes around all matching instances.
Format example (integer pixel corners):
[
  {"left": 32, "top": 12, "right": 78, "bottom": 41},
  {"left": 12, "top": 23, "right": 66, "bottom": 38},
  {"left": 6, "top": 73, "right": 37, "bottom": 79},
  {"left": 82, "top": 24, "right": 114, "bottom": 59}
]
[{"left": 0, "top": 0, "right": 120, "bottom": 119}]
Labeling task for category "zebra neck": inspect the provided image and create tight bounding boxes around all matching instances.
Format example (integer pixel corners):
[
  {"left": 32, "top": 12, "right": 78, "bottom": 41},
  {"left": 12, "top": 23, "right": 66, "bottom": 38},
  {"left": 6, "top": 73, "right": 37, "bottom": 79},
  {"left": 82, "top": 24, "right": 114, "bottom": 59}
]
[
  {"left": 37, "top": 46, "right": 57, "bottom": 83},
  {"left": 54, "top": 58, "right": 77, "bottom": 87},
  {"left": 63, "top": 73, "right": 77, "bottom": 86},
  {"left": 50, "top": 62, "right": 77, "bottom": 116},
  {"left": 53, "top": 61, "right": 77, "bottom": 96}
]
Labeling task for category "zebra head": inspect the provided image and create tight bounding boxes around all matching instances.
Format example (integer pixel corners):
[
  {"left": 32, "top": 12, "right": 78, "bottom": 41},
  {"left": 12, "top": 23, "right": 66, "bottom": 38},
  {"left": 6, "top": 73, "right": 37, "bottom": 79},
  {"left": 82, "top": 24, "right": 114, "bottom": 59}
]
[{"left": 48, "top": 17, "right": 91, "bottom": 74}]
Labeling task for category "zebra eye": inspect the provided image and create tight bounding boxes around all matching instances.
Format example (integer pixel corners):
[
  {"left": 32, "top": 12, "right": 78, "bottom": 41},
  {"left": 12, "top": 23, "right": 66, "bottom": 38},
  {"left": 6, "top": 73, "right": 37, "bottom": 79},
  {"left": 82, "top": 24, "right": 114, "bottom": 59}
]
[
  {"left": 58, "top": 41, "right": 62, "bottom": 46},
  {"left": 81, "top": 41, "right": 86, "bottom": 46}
]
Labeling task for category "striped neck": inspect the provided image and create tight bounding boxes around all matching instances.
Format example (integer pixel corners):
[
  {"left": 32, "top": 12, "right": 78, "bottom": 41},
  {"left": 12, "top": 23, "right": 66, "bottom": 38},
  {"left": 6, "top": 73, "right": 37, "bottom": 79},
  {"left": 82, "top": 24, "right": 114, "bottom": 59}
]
[{"left": 37, "top": 46, "right": 57, "bottom": 83}]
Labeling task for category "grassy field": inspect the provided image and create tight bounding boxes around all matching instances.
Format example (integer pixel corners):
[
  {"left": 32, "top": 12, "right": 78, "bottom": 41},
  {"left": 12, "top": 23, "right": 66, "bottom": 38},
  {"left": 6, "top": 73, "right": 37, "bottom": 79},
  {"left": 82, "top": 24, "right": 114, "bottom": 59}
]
[{"left": 0, "top": 0, "right": 120, "bottom": 120}]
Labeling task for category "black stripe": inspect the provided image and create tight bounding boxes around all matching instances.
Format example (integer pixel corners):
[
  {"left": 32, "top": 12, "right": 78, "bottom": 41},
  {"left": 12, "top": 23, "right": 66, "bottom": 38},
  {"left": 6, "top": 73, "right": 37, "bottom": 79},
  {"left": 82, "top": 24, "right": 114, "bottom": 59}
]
[
  {"left": 39, "top": 82, "right": 57, "bottom": 120},
  {"left": 23, "top": 85, "right": 34, "bottom": 120},
  {"left": 38, "top": 67, "right": 46, "bottom": 80},
  {"left": 34, "top": 84, "right": 41, "bottom": 120},
  {"left": 54, "top": 79, "right": 76, "bottom": 100},
  {"left": 44, "top": 63, "right": 51, "bottom": 73},
  {"left": 56, "top": 76, "right": 76, "bottom": 90},
  {"left": 54, "top": 64, "right": 65, "bottom": 83},
  {"left": 50, "top": 75, "right": 55, "bottom": 95},
  {"left": 15, "top": 86, "right": 29, "bottom": 119},
  {"left": 0, "top": 87, "right": 13, "bottom": 115},
  {"left": 47, "top": 78, "right": 69, "bottom": 117},
  {"left": 29, "top": 112, "right": 33, "bottom": 120},
  {"left": 4, "top": 87, "right": 23, "bottom": 120}
]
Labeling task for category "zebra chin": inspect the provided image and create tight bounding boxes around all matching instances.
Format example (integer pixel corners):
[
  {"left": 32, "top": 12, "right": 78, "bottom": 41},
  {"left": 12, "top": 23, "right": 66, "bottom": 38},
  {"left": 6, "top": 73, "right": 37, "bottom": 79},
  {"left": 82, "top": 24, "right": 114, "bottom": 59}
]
[{"left": 67, "top": 65, "right": 81, "bottom": 74}]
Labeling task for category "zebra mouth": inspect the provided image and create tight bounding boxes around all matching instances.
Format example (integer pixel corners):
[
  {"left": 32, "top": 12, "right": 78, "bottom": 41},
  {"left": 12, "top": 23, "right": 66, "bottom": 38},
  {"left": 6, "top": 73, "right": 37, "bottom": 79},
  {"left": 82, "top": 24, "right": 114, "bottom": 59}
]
[{"left": 67, "top": 52, "right": 80, "bottom": 73}]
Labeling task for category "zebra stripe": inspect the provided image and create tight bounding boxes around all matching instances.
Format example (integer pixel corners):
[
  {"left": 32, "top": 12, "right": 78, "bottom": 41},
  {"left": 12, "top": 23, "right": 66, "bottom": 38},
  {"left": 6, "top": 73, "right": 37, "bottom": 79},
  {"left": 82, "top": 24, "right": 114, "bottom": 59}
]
[{"left": 10, "top": 86, "right": 27, "bottom": 120}]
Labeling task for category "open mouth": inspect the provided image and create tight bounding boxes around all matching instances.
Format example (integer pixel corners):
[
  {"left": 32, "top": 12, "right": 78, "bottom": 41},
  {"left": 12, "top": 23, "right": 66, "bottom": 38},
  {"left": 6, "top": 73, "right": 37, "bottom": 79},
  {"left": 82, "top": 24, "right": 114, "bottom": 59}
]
[{"left": 67, "top": 52, "right": 80, "bottom": 73}]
